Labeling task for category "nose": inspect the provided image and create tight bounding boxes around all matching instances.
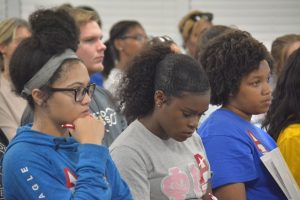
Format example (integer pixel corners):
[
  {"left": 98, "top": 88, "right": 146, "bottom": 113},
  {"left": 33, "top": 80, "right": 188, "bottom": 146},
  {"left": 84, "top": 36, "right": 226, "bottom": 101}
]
[
  {"left": 96, "top": 39, "right": 106, "bottom": 51},
  {"left": 81, "top": 93, "right": 92, "bottom": 105},
  {"left": 188, "top": 115, "right": 200, "bottom": 130},
  {"left": 262, "top": 80, "right": 272, "bottom": 96}
]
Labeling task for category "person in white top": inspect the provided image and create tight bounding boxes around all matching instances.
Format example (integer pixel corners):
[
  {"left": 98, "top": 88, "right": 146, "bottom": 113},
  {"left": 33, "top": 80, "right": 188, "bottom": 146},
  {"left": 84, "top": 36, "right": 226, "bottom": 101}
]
[
  {"left": 0, "top": 18, "right": 31, "bottom": 141},
  {"left": 103, "top": 20, "right": 147, "bottom": 97}
]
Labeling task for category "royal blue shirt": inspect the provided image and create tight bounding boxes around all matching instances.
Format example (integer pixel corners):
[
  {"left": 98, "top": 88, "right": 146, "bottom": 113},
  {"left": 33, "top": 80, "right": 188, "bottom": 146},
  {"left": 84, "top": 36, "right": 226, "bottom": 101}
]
[
  {"left": 2, "top": 125, "right": 132, "bottom": 200},
  {"left": 198, "top": 109, "right": 286, "bottom": 200}
]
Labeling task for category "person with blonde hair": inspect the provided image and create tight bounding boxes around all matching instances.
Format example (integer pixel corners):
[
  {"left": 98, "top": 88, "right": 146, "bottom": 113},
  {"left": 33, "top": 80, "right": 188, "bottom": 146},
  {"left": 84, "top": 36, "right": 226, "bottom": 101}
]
[
  {"left": 0, "top": 17, "right": 31, "bottom": 142},
  {"left": 178, "top": 10, "right": 213, "bottom": 57},
  {"left": 270, "top": 34, "right": 300, "bottom": 87}
]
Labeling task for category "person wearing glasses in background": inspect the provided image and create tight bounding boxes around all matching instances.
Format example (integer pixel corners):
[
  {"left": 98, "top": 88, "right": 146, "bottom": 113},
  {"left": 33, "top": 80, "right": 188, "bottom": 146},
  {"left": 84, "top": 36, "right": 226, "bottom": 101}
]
[
  {"left": 103, "top": 20, "right": 147, "bottom": 98},
  {"left": 21, "top": 6, "right": 128, "bottom": 147},
  {"left": 178, "top": 10, "right": 213, "bottom": 57},
  {"left": 2, "top": 8, "right": 132, "bottom": 199}
]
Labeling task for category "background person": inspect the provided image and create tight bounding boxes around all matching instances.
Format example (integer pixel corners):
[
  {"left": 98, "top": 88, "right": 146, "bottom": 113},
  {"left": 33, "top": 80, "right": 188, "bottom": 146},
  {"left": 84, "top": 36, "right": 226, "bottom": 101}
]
[
  {"left": 178, "top": 10, "right": 213, "bottom": 57},
  {"left": 0, "top": 18, "right": 31, "bottom": 141},
  {"left": 103, "top": 20, "right": 147, "bottom": 97},
  {"left": 262, "top": 48, "right": 300, "bottom": 187},
  {"left": 270, "top": 34, "right": 300, "bottom": 88}
]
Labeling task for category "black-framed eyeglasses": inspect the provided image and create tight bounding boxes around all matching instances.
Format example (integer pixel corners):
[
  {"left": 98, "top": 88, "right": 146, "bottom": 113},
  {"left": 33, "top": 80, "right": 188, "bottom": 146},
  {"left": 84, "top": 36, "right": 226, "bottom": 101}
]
[
  {"left": 119, "top": 34, "right": 148, "bottom": 43},
  {"left": 50, "top": 83, "right": 96, "bottom": 102}
]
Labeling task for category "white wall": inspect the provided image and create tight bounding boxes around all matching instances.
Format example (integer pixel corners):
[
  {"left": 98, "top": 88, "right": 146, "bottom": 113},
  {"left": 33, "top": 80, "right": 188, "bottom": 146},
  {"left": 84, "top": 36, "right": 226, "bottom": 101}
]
[{"left": 1, "top": 0, "right": 300, "bottom": 50}]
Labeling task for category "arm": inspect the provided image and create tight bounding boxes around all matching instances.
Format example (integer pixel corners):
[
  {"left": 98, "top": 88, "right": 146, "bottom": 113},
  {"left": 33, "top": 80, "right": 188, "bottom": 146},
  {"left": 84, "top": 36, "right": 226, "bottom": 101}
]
[
  {"left": 3, "top": 144, "right": 116, "bottom": 199},
  {"left": 213, "top": 183, "right": 246, "bottom": 200},
  {"left": 202, "top": 181, "right": 219, "bottom": 200},
  {"left": 106, "top": 156, "right": 133, "bottom": 200},
  {"left": 110, "top": 146, "right": 150, "bottom": 200}
]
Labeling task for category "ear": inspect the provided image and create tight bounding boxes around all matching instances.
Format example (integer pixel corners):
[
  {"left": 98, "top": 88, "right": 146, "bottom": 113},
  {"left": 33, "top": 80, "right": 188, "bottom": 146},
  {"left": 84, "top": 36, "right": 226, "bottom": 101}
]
[
  {"left": 114, "top": 39, "right": 124, "bottom": 51},
  {"left": 31, "top": 89, "right": 45, "bottom": 106},
  {"left": 0, "top": 43, "right": 7, "bottom": 54},
  {"left": 154, "top": 90, "right": 167, "bottom": 108}
]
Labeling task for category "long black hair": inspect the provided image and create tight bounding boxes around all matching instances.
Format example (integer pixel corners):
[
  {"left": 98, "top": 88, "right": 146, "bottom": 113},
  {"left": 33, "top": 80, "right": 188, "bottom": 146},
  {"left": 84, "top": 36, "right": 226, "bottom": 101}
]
[{"left": 262, "top": 48, "right": 300, "bottom": 140}]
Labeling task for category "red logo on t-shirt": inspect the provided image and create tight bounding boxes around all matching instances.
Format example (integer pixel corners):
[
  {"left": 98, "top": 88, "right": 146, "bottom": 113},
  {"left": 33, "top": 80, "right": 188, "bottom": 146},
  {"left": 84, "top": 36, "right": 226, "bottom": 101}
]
[
  {"left": 64, "top": 168, "right": 77, "bottom": 189},
  {"left": 247, "top": 130, "right": 268, "bottom": 154}
]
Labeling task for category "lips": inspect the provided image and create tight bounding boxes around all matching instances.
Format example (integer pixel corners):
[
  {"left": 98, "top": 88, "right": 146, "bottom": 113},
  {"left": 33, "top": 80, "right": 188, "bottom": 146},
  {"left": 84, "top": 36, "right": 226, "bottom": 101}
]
[
  {"left": 262, "top": 97, "right": 272, "bottom": 106},
  {"left": 183, "top": 131, "right": 194, "bottom": 137},
  {"left": 81, "top": 110, "right": 90, "bottom": 116},
  {"left": 95, "top": 56, "right": 104, "bottom": 62}
]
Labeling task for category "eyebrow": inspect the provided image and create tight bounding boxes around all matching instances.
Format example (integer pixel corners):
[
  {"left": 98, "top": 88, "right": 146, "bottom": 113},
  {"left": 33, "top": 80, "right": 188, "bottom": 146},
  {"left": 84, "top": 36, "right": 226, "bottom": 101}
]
[
  {"left": 182, "top": 107, "right": 208, "bottom": 114},
  {"left": 65, "top": 82, "right": 88, "bottom": 88}
]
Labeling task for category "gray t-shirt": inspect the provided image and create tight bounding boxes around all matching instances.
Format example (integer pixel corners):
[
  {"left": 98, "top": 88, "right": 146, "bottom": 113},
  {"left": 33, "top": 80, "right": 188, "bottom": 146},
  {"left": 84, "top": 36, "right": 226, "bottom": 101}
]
[
  {"left": 21, "top": 86, "right": 127, "bottom": 147},
  {"left": 110, "top": 120, "right": 211, "bottom": 200}
]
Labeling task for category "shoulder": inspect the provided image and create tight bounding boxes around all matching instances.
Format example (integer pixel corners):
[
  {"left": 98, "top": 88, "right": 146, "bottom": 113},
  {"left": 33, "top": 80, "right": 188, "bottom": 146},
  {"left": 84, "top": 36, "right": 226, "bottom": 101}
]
[
  {"left": 199, "top": 110, "right": 246, "bottom": 138},
  {"left": 278, "top": 123, "right": 300, "bottom": 144},
  {"left": 94, "top": 86, "right": 112, "bottom": 98},
  {"left": 3, "top": 142, "right": 53, "bottom": 177},
  {"left": 110, "top": 121, "right": 144, "bottom": 150},
  {"left": 91, "top": 86, "right": 118, "bottom": 112}
]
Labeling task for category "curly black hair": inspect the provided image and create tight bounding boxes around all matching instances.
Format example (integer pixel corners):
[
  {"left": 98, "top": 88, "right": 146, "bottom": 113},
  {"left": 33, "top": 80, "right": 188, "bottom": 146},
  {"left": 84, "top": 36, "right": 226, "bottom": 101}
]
[
  {"left": 9, "top": 8, "right": 79, "bottom": 108},
  {"left": 195, "top": 25, "right": 232, "bottom": 60},
  {"left": 118, "top": 43, "right": 210, "bottom": 123},
  {"left": 199, "top": 29, "right": 272, "bottom": 106},
  {"left": 262, "top": 48, "right": 300, "bottom": 141}
]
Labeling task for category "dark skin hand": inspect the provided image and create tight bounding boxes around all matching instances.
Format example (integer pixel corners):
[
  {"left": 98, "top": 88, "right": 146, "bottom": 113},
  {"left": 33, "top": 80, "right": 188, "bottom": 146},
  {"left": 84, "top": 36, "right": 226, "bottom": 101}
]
[{"left": 203, "top": 182, "right": 218, "bottom": 200}]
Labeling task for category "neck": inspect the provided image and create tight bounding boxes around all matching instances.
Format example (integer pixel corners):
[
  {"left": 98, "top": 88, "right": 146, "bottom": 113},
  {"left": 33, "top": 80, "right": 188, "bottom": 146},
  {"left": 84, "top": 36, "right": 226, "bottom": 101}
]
[
  {"left": 2, "top": 59, "right": 10, "bottom": 81},
  {"left": 223, "top": 105, "right": 252, "bottom": 121},
  {"left": 139, "top": 114, "right": 169, "bottom": 140},
  {"left": 32, "top": 109, "right": 68, "bottom": 137},
  {"left": 117, "top": 54, "right": 131, "bottom": 71}
]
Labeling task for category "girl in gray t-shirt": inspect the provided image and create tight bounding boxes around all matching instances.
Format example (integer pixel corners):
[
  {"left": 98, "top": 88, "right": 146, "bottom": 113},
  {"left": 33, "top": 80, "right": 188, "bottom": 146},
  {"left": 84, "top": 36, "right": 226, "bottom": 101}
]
[{"left": 110, "top": 41, "right": 216, "bottom": 200}]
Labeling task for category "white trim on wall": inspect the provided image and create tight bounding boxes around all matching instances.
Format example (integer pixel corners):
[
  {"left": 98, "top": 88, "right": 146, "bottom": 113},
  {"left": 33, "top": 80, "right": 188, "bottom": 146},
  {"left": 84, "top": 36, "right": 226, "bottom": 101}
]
[{"left": 1, "top": 0, "right": 300, "bottom": 50}]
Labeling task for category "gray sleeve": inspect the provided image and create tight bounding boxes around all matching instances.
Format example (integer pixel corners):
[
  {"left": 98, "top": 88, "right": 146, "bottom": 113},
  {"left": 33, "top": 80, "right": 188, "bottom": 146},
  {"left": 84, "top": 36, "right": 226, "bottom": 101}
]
[
  {"left": 21, "top": 105, "right": 34, "bottom": 126},
  {"left": 110, "top": 146, "right": 150, "bottom": 200}
]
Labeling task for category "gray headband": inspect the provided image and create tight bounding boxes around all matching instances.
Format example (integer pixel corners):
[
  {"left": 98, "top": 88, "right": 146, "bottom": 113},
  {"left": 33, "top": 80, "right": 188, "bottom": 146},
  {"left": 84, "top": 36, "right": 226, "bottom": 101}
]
[{"left": 21, "top": 49, "right": 78, "bottom": 97}]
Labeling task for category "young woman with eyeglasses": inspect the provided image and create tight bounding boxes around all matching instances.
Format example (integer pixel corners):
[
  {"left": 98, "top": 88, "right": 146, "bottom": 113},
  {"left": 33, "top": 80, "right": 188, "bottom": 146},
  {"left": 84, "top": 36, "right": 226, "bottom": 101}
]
[
  {"left": 103, "top": 20, "right": 147, "bottom": 97},
  {"left": 2, "top": 8, "right": 132, "bottom": 200}
]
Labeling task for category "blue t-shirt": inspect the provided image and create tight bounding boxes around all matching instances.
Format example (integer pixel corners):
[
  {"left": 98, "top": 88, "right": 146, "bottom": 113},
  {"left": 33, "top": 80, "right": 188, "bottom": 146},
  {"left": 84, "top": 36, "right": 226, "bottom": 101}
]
[
  {"left": 90, "top": 72, "right": 104, "bottom": 87},
  {"left": 198, "top": 108, "right": 286, "bottom": 200}
]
